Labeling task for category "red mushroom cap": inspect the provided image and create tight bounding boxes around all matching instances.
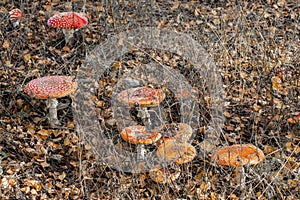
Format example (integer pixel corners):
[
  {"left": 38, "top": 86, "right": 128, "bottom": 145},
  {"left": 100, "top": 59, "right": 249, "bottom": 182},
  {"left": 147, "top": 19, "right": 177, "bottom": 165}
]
[
  {"left": 120, "top": 125, "right": 162, "bottom": 145},
  {"left": 211, "top": 144, "right": 265, "bottom": 167},
  {"left": 24, "top": 76, "right": 77, "bottom": 99},
  {"left": 117, "top": 86, "right": 165, "bottom": 107},
  {"left": 9, "top": 8, "right": 22, "bottom": 19},
  {"left": 47, "top": 12, "right": 88, "bottom": 29}
]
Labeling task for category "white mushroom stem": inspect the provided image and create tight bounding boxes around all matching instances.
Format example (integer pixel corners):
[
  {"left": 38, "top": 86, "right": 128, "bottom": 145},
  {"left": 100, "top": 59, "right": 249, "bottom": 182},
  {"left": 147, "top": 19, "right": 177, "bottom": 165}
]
[
  {"left": 235, "top": 166, "right": 246, "bottom": 190},
  {"left": 11, "top": 19, "right": 20, "bottom": 28},
  {"left": 137, "top": 144, "right": 147, "bottom": 161},
  {"left": 62, "top": 29, "right": 75, "bottom": 44},
  {"left": 46, "top": 98, "right": 61, "bottom": 127},
  {"left": 137, "top": 108, "right": 152, "bottom": 129}
]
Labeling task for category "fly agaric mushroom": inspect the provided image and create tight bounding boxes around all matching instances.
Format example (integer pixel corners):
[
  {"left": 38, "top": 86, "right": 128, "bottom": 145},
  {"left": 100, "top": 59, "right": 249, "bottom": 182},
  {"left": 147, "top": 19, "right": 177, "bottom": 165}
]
[
  {"left": 155, "top": 122, "right": 193, "bottom": 143},
  {"left": 211, "top": 144, "right": 265, "bottom": 187},
  {"left": 211, "top": 144, "right": 265, "bottom": 167},
  {"left": 47, "top": 12, "right": 88, "bottom": 43},
  {"left": 24, "top": 76, "right": 77, "bottom": 127},
  {"left": 118, "top": 86, "right": 165, "bottom": 107},
  {"left": 121, "top": 125, "right": 162, "bottom": 160},
  {"left": 149, "top": 164, "right": 181, "bottom": 184},
  {"left": 156, "top": 140, "right": 197, "bottom": 165},
  {"left": 117, "top": 86, "right": 165, "bottom": 129},
  {"left": 9, "top": 8, "right": 22, "bottom": 27}
]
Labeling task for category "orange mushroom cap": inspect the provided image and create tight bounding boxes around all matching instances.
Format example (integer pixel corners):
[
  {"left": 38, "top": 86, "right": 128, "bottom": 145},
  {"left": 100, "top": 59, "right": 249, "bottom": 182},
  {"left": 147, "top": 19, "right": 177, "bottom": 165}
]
[
  {"left": 9, "top": 8, "right": 22, "bottom": 19},
  {"left": 120, "top": 125, "right": 162, "bottom": 145},
  {"left": 156, "top": 122, "right": 193, "bottom": 142},
  {"left": 117, "top": 86, "right": 165, "bottom": 107},
  {"left": 47, "top": 12, "right": 88, "bottom": 30},
  {"left": 24, "top": 76, "right": 77, "bottom": 99},
  {"left": 156, "top": 140, "right": 197, "bottom": 165},
  {"left": 149, "top": 164, "right": 181, "bottom": 184},
  {"left": 211, "top": 144, "right": 265, "bottom": 167}
]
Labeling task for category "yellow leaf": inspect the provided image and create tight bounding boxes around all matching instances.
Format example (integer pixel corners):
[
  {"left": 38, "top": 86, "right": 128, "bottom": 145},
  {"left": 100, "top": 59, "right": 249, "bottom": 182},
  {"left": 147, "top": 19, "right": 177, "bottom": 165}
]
[
  {"left": 58, "top": 171, "right": 66, "bottom": 181},
  {"left": 272, "top": 76, "right": 282, "bottom": 90},
  {"left": 285, "top": 142, "right": 293, "bottom": 152},
  {"left": 240, "top": 71, "right": 247, "bottom": 79},
  {"left": 2, "top": 40, "right": 10, "bottom": 48},
  {"left": 252, "top": 104, "right": 262, "bottom": 112},
  {"left": 271, "top": 76, "right": 287, "bottom": 95},
  {"left": 20, "top": 186, "right": 31, "bottom": 194},
  {"left": 263, "top": 145, "right": 276, "bottom": 154},
  {"left": 36, "top": 129, "right": 51, "bottom": 140},
  {"left": 200, "top": 181, "right": 209, "bottom": 191},
  {"left": 171, "top": 2, "right": 180, "bottom": 10},
  {"left": 223, "top": 111, "right": 232, "bottom": 118},
  {"left": 9, "top": 179, "right": 17, "bottom": 187},
  {"left": 23, "top": 54, "right": 31, "bottom": 62},
  {"left": 64, "top": 137, "right": 71, "bottom": 146}
]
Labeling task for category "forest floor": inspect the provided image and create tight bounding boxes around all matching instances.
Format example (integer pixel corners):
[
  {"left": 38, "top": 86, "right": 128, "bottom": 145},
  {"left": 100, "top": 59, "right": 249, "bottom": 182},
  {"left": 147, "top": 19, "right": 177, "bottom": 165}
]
[{"left": 0, "top": 0, "right": 299, "bottom": 199}]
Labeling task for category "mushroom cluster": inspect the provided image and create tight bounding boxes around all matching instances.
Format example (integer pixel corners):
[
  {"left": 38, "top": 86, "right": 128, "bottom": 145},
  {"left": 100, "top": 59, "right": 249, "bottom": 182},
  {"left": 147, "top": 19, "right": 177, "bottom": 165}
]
[
  {"left": 118, "top": 86, "right": 166, "bottom": 160},
  {"left": 23, "top": 11, "right": 88, "bottom": 126},
  {"left": 117, "top": 86, "right": 197, "bottom": 183}
]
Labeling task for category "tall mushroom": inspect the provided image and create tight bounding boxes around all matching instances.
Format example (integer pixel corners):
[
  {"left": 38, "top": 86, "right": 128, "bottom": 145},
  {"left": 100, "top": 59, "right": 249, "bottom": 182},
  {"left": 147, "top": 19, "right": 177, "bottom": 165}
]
[
  {"left": 9, "top": 8, "right": 22, "bottom": 27},
  {"left": 120, "top": 125, "right": 161, "bottom": 160},
  {"left": 24, "top": 76, "right": 77, "bottom": 127},
  {"left": 117, "top": 86, "right": 165, "bottom": 129},
  {"left": 47, "top": 12, "right": 88, "bottom": 43},
  {"left": 211, "top": 144, "right": 265, "bottom": 187}
]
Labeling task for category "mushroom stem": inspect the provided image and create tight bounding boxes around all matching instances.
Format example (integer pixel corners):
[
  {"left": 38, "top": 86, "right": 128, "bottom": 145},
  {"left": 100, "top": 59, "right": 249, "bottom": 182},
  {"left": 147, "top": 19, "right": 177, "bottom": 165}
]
[
  {"left": 137, "top": 108, "right": 152, "bottom": 129},
  {"left": 47, "top": 98, "right": 61, "bottom": 127},
  {"left": 62, "top": 29, "right": 75, "bottom": 44},
  {"left": 235, "top": 166, "right": 246, "bottom": 190},
  {"left": 12, "top": 20, "right": 20, "bottom": 28},
  {"left": 137, "top": 144, "right": 147, "bottom": 161}
]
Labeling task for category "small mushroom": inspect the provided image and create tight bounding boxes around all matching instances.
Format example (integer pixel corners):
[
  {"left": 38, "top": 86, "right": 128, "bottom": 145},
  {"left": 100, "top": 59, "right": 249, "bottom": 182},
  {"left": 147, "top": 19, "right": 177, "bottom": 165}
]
[
  {"left": 47, "top": 12, "right": 88, "bottom": 43},
  {"left": 211, "top": 144, "right": 265, "bottom": 187},
  {"left": 149, "top": 164, "right": 181, "bottom": 184},
  {"left": 156, "top": 140, "right": 197, "bottom": 165},
  {"left": 117, "top": 86, "right": 165, "bottom": 129},
  {"left": 120, "top": 125, "right": 162, "bottom": 160},
  {"left": 9, "top": 8, "right": 22, "bottom": 27},
  {"left": 155, "top": 122, "right": 193, "bottom": 143},
  {"left": 24, "top": 76, "right": 77, "bottom": 127}
]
